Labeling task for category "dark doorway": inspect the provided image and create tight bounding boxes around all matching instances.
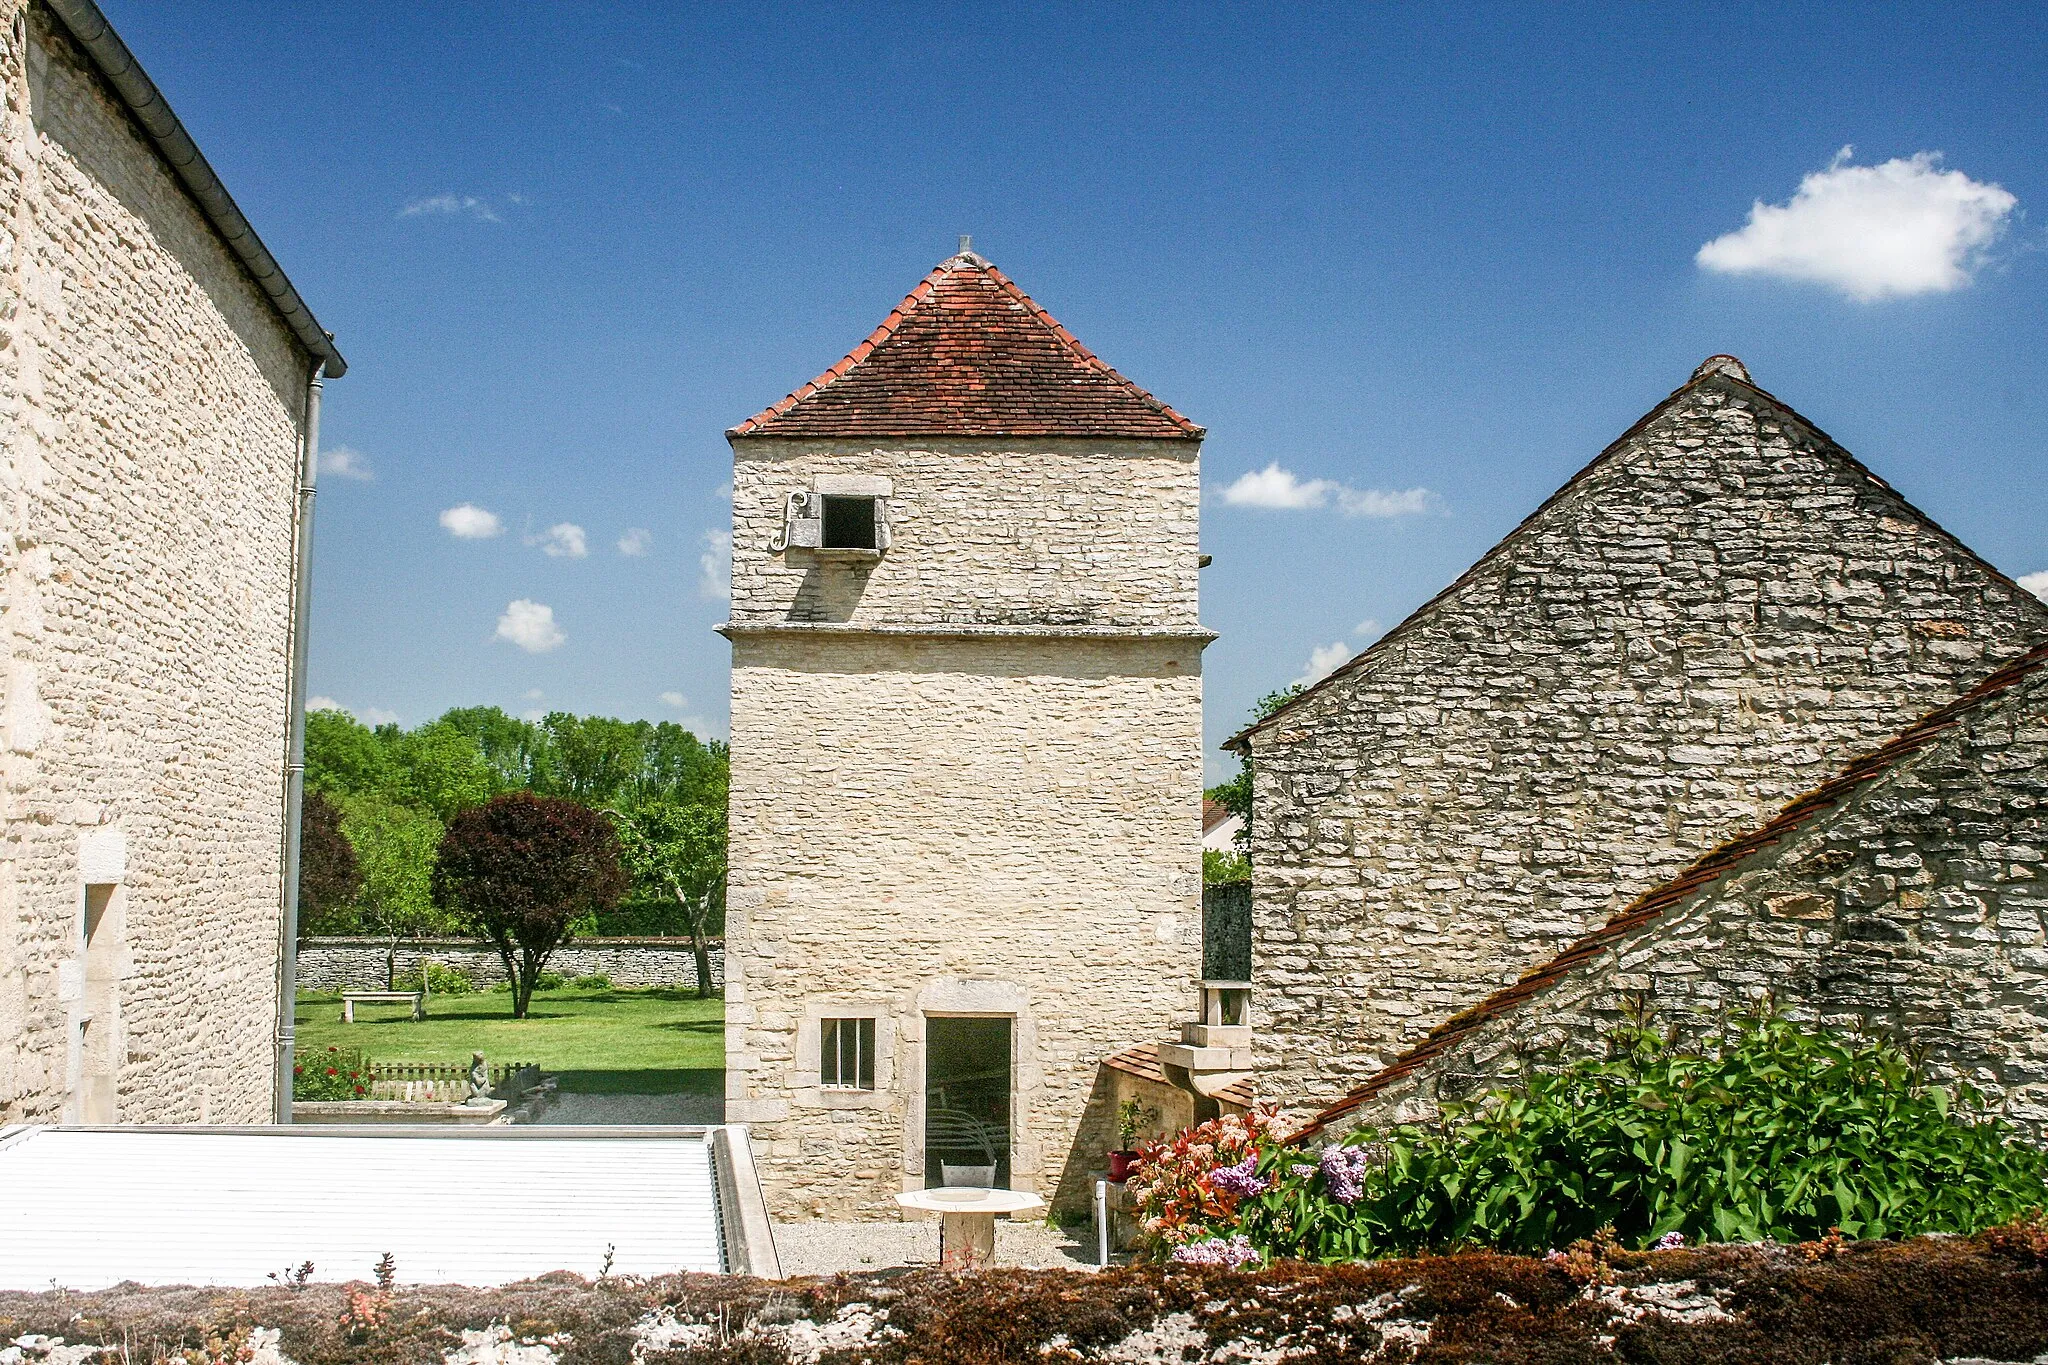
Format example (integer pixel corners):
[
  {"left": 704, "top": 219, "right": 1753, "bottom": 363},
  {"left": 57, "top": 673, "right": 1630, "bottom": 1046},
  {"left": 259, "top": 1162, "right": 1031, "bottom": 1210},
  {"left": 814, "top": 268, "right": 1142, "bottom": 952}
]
[{"left": 924, "top": 1016, "right": 1012, "bottom": 1188}]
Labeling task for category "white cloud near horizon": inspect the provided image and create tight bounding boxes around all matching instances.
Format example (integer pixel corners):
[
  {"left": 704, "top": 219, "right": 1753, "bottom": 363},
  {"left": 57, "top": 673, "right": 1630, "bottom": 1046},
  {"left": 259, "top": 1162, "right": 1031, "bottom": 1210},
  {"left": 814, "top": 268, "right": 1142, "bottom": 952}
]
[
  {"left": 1353, "top": 618, "right": 1383, "bottom": 640},
  {"left": 399, "top": 193, "right": 501, "bottom": 223},
  {"left": 658, "top": 690, "right": 689, "bottom": 709},
  {"left": 699, "top": 529, "right": 732, "bottom": 601},
  {"left": 319, "top": 445, "right": 373, "bottom": 481},
  {"left": 535, "top": 523, "right": 588, "bottom": 558},
  {"left": 1697, "top": 148, "right": 2017, "bottom": 301},
  {"left": 1218, "top": 463, "right": 1440, "bottom": 518},
  {"left": 440, "top": 503, "right": 503, "bottom": 539},
  {"left": 618, "top": 528, "right": 653, "bottom": 557},
  {"left": 307, "top": 696, "right": 398, "bottom": 726},
  {"left": 2019, "top": 570, "right": 2048, "bottom": 601},
  {"left": 307, "top": 696, "right": 344, "bottom": 713},
  {"left": 495, "top": 599, "right": 565, "bottom": 653},
  {"left": 1295, "top": 641, "right": 1353, "bottom": 688}
]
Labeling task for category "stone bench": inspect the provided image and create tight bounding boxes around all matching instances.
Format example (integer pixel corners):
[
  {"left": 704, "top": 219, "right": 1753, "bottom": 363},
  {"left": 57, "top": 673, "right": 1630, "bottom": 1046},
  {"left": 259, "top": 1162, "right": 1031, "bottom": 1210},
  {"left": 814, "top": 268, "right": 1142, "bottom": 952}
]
[{"left": 340, "top": 991, "right": 423, "bottom": 1023}]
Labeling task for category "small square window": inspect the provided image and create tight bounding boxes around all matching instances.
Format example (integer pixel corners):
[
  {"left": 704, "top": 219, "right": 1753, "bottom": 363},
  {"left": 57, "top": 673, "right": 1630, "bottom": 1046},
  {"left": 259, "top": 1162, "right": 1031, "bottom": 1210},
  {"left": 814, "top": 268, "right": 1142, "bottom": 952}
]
[
  {"left": 821, "top": 496, "right": 878, "bottom": 550},
  {"left": 821, "top": 1016, "right": 876, "bottom": 1089}
]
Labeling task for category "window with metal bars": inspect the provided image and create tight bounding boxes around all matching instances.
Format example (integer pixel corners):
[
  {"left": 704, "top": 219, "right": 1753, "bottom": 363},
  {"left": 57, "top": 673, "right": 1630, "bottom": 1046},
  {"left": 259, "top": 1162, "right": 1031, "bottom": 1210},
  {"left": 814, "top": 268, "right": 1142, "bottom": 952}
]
[{"left": 820, "top": 1017, "right": 876, "bottom": 1089}]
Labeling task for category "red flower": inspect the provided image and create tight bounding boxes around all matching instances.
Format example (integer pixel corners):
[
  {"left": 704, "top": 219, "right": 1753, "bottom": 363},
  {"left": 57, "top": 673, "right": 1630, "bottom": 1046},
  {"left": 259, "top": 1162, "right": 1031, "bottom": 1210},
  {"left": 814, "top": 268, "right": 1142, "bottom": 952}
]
[{"left": 326, "top": 1068, "right": 338, "bottom": 1077}]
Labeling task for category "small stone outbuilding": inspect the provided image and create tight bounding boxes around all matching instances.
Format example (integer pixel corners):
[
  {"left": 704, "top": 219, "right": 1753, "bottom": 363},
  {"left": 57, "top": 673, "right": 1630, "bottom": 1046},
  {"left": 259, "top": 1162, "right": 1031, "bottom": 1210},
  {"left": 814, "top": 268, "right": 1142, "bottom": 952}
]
[
  {"left": 0, "top": 0, "right": 342, "bottom": 1123},
  {"left": 722, "top": 248, "right": 1209, "bottom": 1217},
  {"left": 1296, "top": 640, "right": 2048, "bottom": 1142},
  {"left": 1231, "top": 356, "right": 2048, "bottom": 1121}
]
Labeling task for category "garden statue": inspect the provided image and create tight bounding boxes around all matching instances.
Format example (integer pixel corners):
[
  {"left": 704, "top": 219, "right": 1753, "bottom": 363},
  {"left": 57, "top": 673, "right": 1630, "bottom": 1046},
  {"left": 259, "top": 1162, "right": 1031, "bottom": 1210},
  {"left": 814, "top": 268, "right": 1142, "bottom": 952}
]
[{"left": 467, "top": 1051, "right": 490, "bottom": 1104}]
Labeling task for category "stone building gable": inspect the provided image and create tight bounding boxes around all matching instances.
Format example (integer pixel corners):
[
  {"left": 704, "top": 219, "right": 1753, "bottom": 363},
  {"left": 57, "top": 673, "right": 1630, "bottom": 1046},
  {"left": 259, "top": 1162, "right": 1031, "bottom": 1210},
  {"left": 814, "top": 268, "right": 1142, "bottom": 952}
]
[
  {"left": 1295, "top": 640, "right": 2048, "bottom": 1142},
  {"left": 1236, "top": 357, "right": 2048, "bottom": 1117}
]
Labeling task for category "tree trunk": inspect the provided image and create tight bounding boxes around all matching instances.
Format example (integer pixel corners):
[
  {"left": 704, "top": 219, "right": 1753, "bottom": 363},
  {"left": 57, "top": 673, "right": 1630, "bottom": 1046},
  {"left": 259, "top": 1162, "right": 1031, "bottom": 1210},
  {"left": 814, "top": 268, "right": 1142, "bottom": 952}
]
[
  {"left": 385, "top": 935, "right": 400, "bottom": 991},
  {"left": 678, "top": 887, "right": 711, "bottom": 999},
  {"left": 493, "top": 939, "right": 525, "bottom": 1019}
]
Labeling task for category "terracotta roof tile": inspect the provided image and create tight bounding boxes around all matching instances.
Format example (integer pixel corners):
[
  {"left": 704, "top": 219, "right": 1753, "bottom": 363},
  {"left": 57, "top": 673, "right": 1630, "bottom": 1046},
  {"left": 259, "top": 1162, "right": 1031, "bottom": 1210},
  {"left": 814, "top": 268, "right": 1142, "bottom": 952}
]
[
  {"left": 1288, "top": 639, "right": 2048, "bottom": 1143},
  {"left": 729, "top": 253, "right": 1202, "bottom": 441}
]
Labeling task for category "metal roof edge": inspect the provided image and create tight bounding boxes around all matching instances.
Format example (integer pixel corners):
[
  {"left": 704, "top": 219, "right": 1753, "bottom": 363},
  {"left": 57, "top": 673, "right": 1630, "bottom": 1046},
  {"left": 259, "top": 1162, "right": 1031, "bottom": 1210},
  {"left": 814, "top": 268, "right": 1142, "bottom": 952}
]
[
  {"left": 41, "top": 0, "right": 346, "bottom": 377},
  {"left": 710, "top": 1124, "right": 784, "bottom": 1279}
]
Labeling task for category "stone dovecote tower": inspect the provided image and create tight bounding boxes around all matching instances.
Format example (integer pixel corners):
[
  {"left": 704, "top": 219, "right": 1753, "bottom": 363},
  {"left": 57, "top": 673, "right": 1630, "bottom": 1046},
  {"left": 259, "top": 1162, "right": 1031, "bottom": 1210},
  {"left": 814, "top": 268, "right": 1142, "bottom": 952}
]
[{"left": 721, "top": 249, "right": 1209, "bottom": 1219}]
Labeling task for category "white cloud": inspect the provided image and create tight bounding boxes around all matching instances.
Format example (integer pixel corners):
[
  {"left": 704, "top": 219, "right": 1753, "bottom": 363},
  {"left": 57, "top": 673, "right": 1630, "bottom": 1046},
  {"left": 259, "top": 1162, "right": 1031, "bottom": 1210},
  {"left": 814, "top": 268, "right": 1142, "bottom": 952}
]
[
  {"left": 307, "top": 696, "right": 346, "bottom": 713},
  {"left": 534, "top": 523, "right": 588, "bottom": 559},
  {"left": 658, "top": 690, "right": 689, "bottom": 709},
  {"left": 494, "top": 599, "right": 565, "bottom": 653},
  {"left": 1353, "top": 618, "right": 1383, "bottom": 640},
  {"left": 1697, "top": 148, "right": 2018, "bottom": 301},
  {"left": 522, "top": 688, "right": 545, "bottom": 702},
  {"left": 318, "top": 445, "right": 373, "bottom": 481},
  {"left": 2019, "top": 571, "right": 2048, "bottom": 601},
  {"left": 1217, "top": 462, "right": 1440, "bottom": 518},
  {"left": 440, "top": 503, "right": 503, "bottom": 539},
  {"left": 715, "top": 482, "right": 733, "bottom": 501},
  {"left": 359, "top": 707, "right": 402, "bottom": 727},
  {"left": 521, "top": 708, "right": 545, "bottom": 722},
  {"left": 1295, "top": 641, "right": 1353, "bottom": 688},
  {"left": 399, "top": 193, "right": 501, "bottom": 223},
  {"left": 699, "top": 528, "right": 732, "bottom": 601},
  {"left": 618, "top": 528, "right": 653, "bottom": 557}
]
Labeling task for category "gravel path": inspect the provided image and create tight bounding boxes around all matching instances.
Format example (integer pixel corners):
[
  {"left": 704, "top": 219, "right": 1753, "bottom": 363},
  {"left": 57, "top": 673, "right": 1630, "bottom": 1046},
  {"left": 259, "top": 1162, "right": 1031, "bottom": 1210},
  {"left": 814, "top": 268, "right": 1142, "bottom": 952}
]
[{"left": 772, "top": 1218, "right": 1098, "bottom": 1277}]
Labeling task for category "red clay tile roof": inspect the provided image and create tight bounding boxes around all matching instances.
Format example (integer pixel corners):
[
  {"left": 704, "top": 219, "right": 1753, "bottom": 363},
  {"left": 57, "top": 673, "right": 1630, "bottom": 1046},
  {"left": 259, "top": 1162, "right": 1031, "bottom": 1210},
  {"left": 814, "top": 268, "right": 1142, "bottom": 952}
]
[
  {"left": 1227, "top": 358, "right": 2048, "bottom": 753},
  {"left": 1288, "top": 639, "right": 2048, "bottom": 1143},
  {"left": 1104, "top": 1041, "right": 1257, "bottom": 1110},
  {"left": 1202, "top": 799, "right": 1237, "bottom": 838},
  {"left": 728, "top": 253, "right": 1202, "bottom": 441}
]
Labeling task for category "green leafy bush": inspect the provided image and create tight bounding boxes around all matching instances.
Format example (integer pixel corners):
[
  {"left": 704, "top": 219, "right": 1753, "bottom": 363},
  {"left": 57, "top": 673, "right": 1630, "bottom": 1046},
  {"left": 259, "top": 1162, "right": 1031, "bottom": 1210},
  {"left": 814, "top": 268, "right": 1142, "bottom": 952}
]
[
  {"left": 571, "top": 972, "right": 613, "bottom": 990},
  {"left": 292, "top": 1045, "right": 373, "bottom": 1102},
  {"left": 392, "top": 961, "right": 475, "bottom": 995},
  {"left": 1152, "top": 1011, "right": 2048, "bottom": 1262}
]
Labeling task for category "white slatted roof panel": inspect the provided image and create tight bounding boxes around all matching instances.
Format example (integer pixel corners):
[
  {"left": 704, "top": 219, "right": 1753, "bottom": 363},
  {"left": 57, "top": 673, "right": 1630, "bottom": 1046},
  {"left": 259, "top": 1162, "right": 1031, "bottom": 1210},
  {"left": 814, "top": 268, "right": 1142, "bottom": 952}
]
[{"left": 0, "top": 1127, "right": 723, "bottom": 1289}]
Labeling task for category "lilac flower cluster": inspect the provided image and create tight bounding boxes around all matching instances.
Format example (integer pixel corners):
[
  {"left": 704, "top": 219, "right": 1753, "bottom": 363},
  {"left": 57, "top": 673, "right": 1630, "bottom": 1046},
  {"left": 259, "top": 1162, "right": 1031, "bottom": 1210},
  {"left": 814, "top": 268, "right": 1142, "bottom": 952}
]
[
  {"left": 1652, "top": 1231, "right": 1687, "bottom": 1250},
  {"left": 1288, "top": 1164, "right": 1317, "bottom": 1181},
  {"left": 1208, "top": 1155, "right": 1268, "bottom": 1198},
  {"left": 1318, "top": 1144, "right": 1374, "bottom": 1205},
  {"left": 1169, "top": 1235, "right": 1261, "bottom": 1269}
]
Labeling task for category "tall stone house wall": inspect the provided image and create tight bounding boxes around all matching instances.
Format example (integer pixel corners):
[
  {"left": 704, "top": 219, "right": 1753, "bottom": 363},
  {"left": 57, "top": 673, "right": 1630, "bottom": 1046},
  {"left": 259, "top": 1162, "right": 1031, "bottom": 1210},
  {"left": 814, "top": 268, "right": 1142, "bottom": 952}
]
[
  {"left": 0, "top": 2, "right": 337, "bottom": 1123},
  {"left": 1297, "top": 642, "right": 2048, "bottom": 1142},
  {"left": 723, "top": 251, "right": 1208, "bottom": 1218},
  {"left": 1235, "top": 357, "right": 2048, "bottom": 1119}
]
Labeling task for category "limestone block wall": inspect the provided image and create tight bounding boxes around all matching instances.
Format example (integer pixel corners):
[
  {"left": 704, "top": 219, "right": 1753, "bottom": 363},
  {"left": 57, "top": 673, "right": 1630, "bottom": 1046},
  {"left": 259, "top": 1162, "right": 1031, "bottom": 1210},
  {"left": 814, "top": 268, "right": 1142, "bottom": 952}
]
[
  {"left": 1246, "top": 375, "right": 2048, "bottom": 1120},
  {"left": 0, "top": 7, "right": 309, "bottom": 1123},
  {"left": 728, "top": 438, "right": 1201, "bottom": 630},
  {"left": 1329, "top": 658, "right": 2048, "bottom": 1139},
  {"left": 725, "top": 632, "right": 1204, "bottom": 1218},
  {"left": 294, "top": 938, "right": 726, "bottom": 993}
]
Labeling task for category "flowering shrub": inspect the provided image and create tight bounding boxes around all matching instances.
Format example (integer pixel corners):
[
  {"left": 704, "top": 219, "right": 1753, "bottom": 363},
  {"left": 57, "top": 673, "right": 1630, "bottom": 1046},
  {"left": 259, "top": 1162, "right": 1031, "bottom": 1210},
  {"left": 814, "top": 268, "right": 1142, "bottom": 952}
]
[
  {"left": 1135, "top": 1011, "right": 2048, "bottom": 1264},
  {"left": 1127, "top": 1108, "right": 1283, "bottom": 1249},
  {"left": 292, "top": 1046, "right": 372, "bottom": 1102}
]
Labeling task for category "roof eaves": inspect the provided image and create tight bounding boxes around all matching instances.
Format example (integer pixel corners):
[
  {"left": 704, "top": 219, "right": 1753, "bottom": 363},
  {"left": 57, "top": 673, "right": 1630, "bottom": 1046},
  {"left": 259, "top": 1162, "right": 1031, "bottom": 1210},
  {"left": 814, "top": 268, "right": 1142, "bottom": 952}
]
[
  {"left": 1286, "top": 638, "right": 2048, "bottom": 1143},
  {"left": 43, "top": 0, "right": 345, "bottom": 377}
]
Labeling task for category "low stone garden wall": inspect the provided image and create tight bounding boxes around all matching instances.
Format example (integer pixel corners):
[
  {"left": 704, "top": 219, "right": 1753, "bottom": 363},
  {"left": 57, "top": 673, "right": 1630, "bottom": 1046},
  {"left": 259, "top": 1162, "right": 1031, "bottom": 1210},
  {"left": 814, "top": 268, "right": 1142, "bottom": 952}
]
[{"left": 296, "top": 937, "right": 725, "bottom": 993}]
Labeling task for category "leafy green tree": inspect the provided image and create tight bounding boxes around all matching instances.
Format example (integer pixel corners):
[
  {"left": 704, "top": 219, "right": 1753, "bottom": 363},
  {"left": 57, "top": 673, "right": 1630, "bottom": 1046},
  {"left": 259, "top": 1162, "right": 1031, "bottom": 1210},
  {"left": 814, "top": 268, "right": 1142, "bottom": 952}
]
[
  {"left": 1202, "top": 847, "right": 1250, "bottom": 886},
  {"left": 337, "top": 793, "right": 452, "bottom": 986},
  {"left": 1206, "top": 684, "right": 1304, "bottom": 860},
  {"left": 296, "top": 789, "right": 363, "bottom": 937},
  {"left": 540, "top": 713, "right": 647, "bottom": 807},
  {"left": 636, "top": 723, "right": 729, "bottom": 808},
  {"left": 391, "top": 721, "right": 500, "bottom": 821},
  {"left": 437, "top": 705, "right": 551, "bottom": 791},
  {"left": 432, "top": 793, "right": 628, "bottom": 1018},
  {"left": 305, "top": 708, "right": 396, "bottom": 799},
  {"left": 608, "top": 799, "right": 727, "bottom": 997}
]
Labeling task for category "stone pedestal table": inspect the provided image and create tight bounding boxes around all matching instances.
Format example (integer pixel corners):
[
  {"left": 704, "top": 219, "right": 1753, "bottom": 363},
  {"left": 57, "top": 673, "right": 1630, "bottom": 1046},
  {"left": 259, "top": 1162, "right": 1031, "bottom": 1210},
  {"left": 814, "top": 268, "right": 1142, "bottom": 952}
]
[{"left": 894, "top": 1188, "right": 1046, "bottom": 1269}]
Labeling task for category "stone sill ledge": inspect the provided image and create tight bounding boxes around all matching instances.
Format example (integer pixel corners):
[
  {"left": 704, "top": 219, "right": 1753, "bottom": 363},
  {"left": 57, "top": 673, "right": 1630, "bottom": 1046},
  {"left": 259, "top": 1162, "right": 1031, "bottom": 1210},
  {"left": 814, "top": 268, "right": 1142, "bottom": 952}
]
[{"left": 720, "top": 621, "right": 1218, "bottom": 643}]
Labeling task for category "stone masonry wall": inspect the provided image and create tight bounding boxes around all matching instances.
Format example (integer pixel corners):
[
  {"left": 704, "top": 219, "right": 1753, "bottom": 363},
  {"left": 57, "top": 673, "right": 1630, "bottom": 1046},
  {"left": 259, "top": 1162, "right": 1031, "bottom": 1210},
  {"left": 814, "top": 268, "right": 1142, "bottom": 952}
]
[
  {"left": 726, "top": 631, "right": 1204, "bottom": 1219},
  {"left": 0, "top": 7, "right": 309, "bottom": 1123},
  {"left": 1331, "top": 656, "right": 2048, "bottom": 1139},
  {"left": 1247, "top": 371, "right": 2048, "bottom": 1121},
  {"left": 728, "top": 437, "right": 1201, "bottom": 630},
  {"left": 295, "top": 937, "right": 726, "bottom": 993}
]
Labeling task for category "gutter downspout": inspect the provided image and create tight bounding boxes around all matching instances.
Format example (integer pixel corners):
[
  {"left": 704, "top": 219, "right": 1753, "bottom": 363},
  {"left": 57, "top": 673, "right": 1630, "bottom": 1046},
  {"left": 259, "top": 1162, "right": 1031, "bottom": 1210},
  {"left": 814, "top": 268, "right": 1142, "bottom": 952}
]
[{"left": 273, "top": 362, "right": 322, "bottom": 1122}]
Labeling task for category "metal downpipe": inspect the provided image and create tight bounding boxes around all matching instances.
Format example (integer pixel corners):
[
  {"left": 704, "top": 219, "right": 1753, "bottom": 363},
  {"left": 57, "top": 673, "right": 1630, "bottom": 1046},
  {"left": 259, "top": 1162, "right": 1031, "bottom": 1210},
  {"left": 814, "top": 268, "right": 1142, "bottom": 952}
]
[{"left": 273, "top": 363, "right": 322, "bottom": 1122}]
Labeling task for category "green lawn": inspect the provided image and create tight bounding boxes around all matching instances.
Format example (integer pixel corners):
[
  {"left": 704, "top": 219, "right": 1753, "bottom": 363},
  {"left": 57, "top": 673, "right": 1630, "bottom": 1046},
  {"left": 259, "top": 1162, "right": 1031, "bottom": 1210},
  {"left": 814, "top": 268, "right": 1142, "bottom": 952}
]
[{"left": 295, "top": 985, "right": 723, "bottom": 1095}]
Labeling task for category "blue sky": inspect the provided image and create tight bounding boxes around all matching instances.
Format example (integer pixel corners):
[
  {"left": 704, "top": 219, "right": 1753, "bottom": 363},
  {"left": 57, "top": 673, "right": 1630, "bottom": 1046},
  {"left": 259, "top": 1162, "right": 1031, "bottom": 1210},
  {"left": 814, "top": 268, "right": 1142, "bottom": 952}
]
[{"left": 112, "top": 2, "right": 2048, "bottom": 782}]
